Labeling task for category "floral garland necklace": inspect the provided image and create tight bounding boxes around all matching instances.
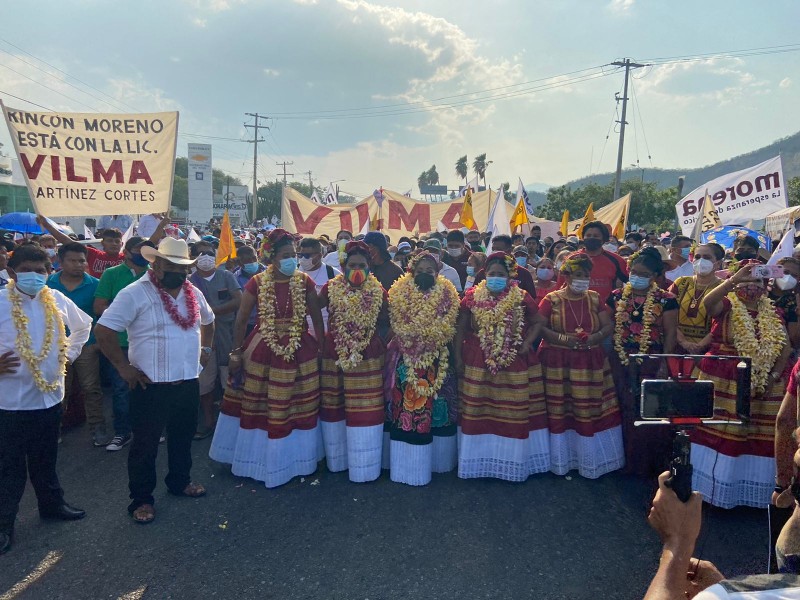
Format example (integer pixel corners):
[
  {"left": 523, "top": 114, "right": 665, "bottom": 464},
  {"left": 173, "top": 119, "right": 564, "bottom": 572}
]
[
  {"left": 257, "top": 266, "right": 306, "bottom": 361},
  {"left": 467, "top": 281, "right": 524, "bottom": 375},
  {"left": 149, "top": 272, "right": 200, "bottom": 330},
  {"left": 728, "top": 292, "right": 785, "bottom": 394},
  {"left": 8, "top": 283, "right": 68, "bottom": 393},
  {"left": 328, "top": 273, "right": 383, "bottom": 371},
  {"left": 614, "top": 282, "right": 658, "bottom": 366},
  {"left": 388, "top": 273, "right": 459, "bottom": 398}
]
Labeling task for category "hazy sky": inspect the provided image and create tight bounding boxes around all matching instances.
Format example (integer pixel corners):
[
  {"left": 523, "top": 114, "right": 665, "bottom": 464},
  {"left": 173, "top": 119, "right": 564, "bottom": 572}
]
[{"left": 1, "top": 0, "right": 799, "bottom": 198}]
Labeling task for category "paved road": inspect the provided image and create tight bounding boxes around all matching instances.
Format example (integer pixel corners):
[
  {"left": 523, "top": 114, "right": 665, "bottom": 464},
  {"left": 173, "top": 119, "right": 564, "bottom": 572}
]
[{"left": 1, "top": 423, "right": 769, "bottom": 600}]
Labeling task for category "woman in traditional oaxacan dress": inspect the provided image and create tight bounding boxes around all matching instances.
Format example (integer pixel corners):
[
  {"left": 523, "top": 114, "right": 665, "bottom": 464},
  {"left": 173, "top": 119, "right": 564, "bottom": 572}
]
[
  {"left": 668, "top": 243, "right": 724, "bottom": 355},
  {"left": 454, "top": 252, "right": 547, "bottom": 482},
  {"left": 536, "top": 252, "right": 623, "bottom": 479},
  {"left": 209, "top": 228, "right": 325, "bottom": 488},
  {"left": 318, "top": 241, "right": 389, "bottom": 482},
  {"left": 691, "top": 260, "right": 792, "bottom": 508},
  {"left": 607, "top": 247, "right": 678, "bottom": 476},
  {"left": 385, "top": 251, "right": 460, "bottom": 486}
]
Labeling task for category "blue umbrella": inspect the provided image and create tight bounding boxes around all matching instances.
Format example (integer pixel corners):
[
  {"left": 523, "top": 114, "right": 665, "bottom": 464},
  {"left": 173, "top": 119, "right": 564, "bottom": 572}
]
[
  {"left": 0, "top": 212, "right": 44, "bottom": 234},
  {"left": 701, "top": 225, "right": 771, "bottom": 252}
]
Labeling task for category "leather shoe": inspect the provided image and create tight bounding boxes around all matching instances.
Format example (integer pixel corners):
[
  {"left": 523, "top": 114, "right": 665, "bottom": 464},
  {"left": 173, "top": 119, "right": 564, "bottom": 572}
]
[
  {"left": 40, "top": 504, "right": 86, "bottom": 521},
  {"left": 0, "top": 532, "right": 11, "bottom": 555}
]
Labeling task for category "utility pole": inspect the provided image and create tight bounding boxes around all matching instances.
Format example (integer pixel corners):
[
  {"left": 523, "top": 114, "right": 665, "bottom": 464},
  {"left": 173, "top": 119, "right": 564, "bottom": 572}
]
[
  {"left": 305, "top": 170, "right": 313, "bottom": 195},
  {"left": 611, "top": 59, "right": 646, "bottom": 202},
  {"left": 277, "top": 161, "right": 294, "bottom": 186},
  {"left": 244, "top": 113, "right": 268, "bottom": 224}
]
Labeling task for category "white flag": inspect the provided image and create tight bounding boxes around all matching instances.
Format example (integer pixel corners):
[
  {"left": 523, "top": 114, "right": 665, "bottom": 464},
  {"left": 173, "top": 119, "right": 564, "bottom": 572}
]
[
  {"left": 487, "top": 188, "right": 511, "bottom": 238},
  {"left": 517, "top": 178, "right": 535, "bottom": 216},
  {"left": 310, "top": 191, "right": 322, "bottom": 205},
  {"left": 187, "top": 227, "right": 201, "bottom": 242},
  {"left": 403, "top": 189, "right": 412, "bottom": 198},
  {"left": 84, "top": 223, "right": 94, "bottom": 240},
  {"left": 460, "top": 176, "right": 480, "bottom": 197},
  {"left": 121, "top": 220, "right": 135, "bottom": 243},
  {"left": 436, "top": 220, "right": 448, "bottom": 233},
  {"left": 323, "top": 183, "right": 338, "bottom": 206},
  {"left": 767, "top": 228, "right": 795, "bottom": 266}
]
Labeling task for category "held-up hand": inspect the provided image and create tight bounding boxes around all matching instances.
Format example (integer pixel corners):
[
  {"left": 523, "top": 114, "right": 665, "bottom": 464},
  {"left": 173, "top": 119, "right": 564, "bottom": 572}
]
[
  {"left": 729, "top": 263, "right": 756, "bottom": 285},
  {"left": 0, "top": 351, "right": 21, "bottom": 375},
  {"left": 119, "top": 364, "right": 152, "bottom": 390},
  {"left": 648, "top": 471, "right": 703, "bottom": 552}
]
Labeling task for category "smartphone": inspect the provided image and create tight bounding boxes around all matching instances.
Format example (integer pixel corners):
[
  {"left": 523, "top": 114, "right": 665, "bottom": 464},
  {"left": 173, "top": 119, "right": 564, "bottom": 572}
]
[
  {"left": 751, "top": 265, "right": 784, "bottom": 279},
  {"left": 640, "top": 379, "right": 715, "bottom": 420}
]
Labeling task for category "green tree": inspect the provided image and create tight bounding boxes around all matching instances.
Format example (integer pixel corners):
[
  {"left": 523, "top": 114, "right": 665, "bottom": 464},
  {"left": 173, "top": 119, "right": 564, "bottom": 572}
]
[
  {"left": 171, "top": 175, "right": 188, "bottom": 211},
  {"left": 472, "top": 153, "right": 487, "bottom": 186},
  {"left": 538, "top": 178, "right": 680, "bottom": 232},
  {"left": 788, "top": 176, "right": 800, "bottom": 207},
  {"left": 172, "top": 157, "right": 243, "bottom": 211},
  {"left": 455, "top": 155, "right": 468, "bottom": 185},
  {"left": 501, "top": 182, "right": 514, "bottom": 203},
  {"left": 427, "top": 164, "right": 439, "bottom": 185}
]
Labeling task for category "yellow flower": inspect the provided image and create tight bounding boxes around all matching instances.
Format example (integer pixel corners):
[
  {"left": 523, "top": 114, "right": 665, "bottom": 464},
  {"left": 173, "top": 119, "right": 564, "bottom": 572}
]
[
  {"left": 328, "top": 274, "right": 383, "bottom": 372},
  {"left": 388, "top": 273, "right": 459, "bottom": 398},
  {"left": 257, "top": 267, "right": 306, "bottom": 362},
  {"left": 469, "top": 282, "right": 524, "bottom": 374},
  {"left": 8, "top": 283, "right": 68, "bottom": 393},
  {"left": 728, "top": 293, "right": 785, "bottom": 394},
  {"left": 614, "top": 282, "right": 659, "bottom": 366}
]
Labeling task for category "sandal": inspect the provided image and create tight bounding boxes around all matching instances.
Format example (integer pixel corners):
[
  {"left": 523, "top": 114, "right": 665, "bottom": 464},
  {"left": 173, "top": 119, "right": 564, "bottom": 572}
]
[
  {"left": 131, "top": 504, "right": 155, "bottom": 524},
  {"left": 170, "top": 482, "right": 207, "bottom": 498}
]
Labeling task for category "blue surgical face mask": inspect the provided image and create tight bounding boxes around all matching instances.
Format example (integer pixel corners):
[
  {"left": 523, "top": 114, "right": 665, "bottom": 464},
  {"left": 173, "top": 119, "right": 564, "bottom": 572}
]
[
  {"left": 629, "top": 274, "right": 651, "bottom": 290},
  {"left": 466, "top": 265, "right": 476, "bottom": 277},
  {"left": 680, "top": 247, "right": 691, "bottom": 260},
  {"left": 16, "top": 272, "right": 48, "bottom": 296},
  {"left": 515, "top": 257, "right": 527, "bottom": 267},
  {"left": 242, "top": 262, "right": 260, "bottom": 275},
  {"left": 486, "top": 276, "right": 508, "bottom": 293},
  {"left": 130, "top": 253, "right": 149, "bottom": 268},
  {"left": 278, "top": 257, "right": 298, "bottom": 276}
]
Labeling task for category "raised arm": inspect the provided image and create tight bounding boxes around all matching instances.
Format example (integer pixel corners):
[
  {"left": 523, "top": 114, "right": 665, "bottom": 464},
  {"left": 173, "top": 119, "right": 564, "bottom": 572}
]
[
  {"left": 36, "top": 215, "right": 74, "bottom": 246},
  {"left": 703, "top": 264, "right": 754, "bottom": 318}
]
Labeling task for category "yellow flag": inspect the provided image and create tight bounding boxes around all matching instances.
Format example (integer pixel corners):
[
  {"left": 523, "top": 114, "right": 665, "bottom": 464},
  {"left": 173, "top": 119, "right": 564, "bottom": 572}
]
[
  {"left": 216, "top": 210, "right": 237, "bottom": 266},
  {"left": 460, "top": 188, "right": 476, "bottom": 230},
  {"left": 613, "top": 207, "right": 627, "bottom": 240},
  {"left": 559, "top": 209, "right": 570, "bottom": 237},
  {"left": 577, "top": 203, "right": 595, "bottom": 239},
  {"left": 690, "top": 190, "right": 721, "bottom": 242},
  {"left": 509, "top": 196, "right": 529, "bottom": 233}
]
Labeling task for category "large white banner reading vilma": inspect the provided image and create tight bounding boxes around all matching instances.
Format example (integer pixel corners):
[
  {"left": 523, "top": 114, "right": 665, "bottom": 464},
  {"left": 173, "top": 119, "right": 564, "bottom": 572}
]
[
  {"left": 675, "top": 156, "right": 786, "bottom": 236},
  {"left": 1, "top": 103, "right": 178, "bottom": 217}
]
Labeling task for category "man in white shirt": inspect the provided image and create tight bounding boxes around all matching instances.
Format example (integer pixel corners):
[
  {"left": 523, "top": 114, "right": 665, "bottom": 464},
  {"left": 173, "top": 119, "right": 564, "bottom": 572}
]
[
  {"left": 423, "top": 239, "right": 463, "bottom": 293},
  {"left": 95, "top": 237, "right": 215, "bottom": 525},
  {"left": 0, "top": 244, "right": 92, "bottom": 555},
  {"left": 97, "top": 214, "right": 133, "bottom": 233},
  {"left": 299, "top": 237, "right": 340, "bottom": 336},
  {"left": 665, "top": 235, "right": 695, "bottom": 283}
]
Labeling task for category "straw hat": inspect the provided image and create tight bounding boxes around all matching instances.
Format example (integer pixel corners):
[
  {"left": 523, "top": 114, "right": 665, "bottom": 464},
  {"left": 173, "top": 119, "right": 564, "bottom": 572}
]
[{"left": 140, "top": 237, "right": 196, "bottom": 265}]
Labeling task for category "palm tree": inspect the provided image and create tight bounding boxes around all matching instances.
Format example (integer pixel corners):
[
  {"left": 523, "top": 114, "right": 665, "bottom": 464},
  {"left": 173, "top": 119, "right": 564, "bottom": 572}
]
[
  {"left": 427, "top": 164, "right": 439, "bottom": 185},
  {"left": 455, "top": 155, "right": 468, "bottom": 185},
  {"left": 472, "top": 153, "right": 487, "bottom": 187},
  {"left": 417, "top": 170, "right": 429, "bottom": 192}
]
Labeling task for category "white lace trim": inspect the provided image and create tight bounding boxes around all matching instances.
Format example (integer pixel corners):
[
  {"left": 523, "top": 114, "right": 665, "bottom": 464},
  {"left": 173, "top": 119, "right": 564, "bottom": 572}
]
[
  {"left": 549, "top": 426, "right": 625, "bottom": 479},
  {"left": 690, "top": 443, "right": 774, "bottom": 509},
  {"left": 457, "top": 428, "right": 550, "bottom": 482}
]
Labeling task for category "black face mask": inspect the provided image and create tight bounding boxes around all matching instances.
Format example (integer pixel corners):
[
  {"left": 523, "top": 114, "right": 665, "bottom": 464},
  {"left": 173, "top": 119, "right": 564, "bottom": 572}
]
[
  {"left": 734, "top": 251, "right": 756, "bottom": 261},
  {"left": 414, "top": 272, "right": 435, "bottom": 291},
  {"left": 161, "top": 271, "right": 187, "bottom": 289},
  {"left": 583, "top": 238, "right": 603, "bottom": 252}
]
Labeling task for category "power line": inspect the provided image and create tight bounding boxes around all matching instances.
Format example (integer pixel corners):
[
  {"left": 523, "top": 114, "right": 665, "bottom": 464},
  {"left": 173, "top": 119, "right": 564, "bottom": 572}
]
[{"left": 0, "top": 62, "right": 99, "bottom": 111}]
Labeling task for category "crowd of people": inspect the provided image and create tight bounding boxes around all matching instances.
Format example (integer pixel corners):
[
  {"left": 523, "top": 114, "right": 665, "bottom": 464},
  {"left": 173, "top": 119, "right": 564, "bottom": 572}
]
[{"left": 3, "top": 213, "right": 800, "bottom": 580}]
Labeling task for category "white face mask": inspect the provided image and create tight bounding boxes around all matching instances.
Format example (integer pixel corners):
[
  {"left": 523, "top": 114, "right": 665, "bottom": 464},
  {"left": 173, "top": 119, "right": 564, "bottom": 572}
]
[
  {"left": 196, "top": 255, "right": 216, "bottom": 271},
  {"left": 298, "top": 257, "right": 316, "bottom": 272},
  {"left": 776, "top": 274, "right": 798, "bottom": 291},
  {"left": 446, "top": 247, "right": 462, "bottom": 257},
  {"left": 570, "top": 279, "right": 590, "bottom": 294},
  {"left": 602, "top": 243, "right": 618, "bottom": 253},
  {"left": 692, "top": 258, "right": 715, "bottom": 276}
]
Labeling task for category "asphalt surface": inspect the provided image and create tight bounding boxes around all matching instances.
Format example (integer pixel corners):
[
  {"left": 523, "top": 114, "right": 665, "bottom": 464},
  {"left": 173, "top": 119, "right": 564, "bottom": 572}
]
[{"left": 1, "top": 418, "right": 770, "bottom": 600}]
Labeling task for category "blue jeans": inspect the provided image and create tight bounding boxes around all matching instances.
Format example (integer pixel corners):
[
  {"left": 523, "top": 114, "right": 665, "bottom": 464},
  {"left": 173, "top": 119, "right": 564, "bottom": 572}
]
[{"left": 101, "top": 350, "right": 131, "bottom": 437}]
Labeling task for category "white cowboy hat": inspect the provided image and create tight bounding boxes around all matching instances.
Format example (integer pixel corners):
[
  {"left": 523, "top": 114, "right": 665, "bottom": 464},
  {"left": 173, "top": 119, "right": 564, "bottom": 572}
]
[{"left": 140, "top": 237, "right": 196, "bottom": 265}]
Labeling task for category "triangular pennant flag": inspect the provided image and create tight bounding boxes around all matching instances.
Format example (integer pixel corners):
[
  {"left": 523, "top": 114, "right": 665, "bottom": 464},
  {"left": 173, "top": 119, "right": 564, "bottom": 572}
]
[
  {"left": 690, "top": 190, "right": 721, "bottom": 242},
  {"left": 767, "top": 227, "right": 795, "bottom": 266},
  {"left": 310, "top": 191, "right": 322, "bottom": 205},
  {"left": 517, "top": 178, "right": 535, "bottom": 216},
  {"left": 84, "top": 223, "right": 94, "bottom": 240},
  {"left": 459, "top": 188, "right": 476, "bottom": 230},
  {"left": 487, "top": 188, "right": 511, "bottom": 238},
  {"left": 187, "top": 227, "right": 201, "bottom": 242},
  {"left": 436, "top": 220, "right": 448, "bottom": 233},
  {"left": 559, "top": 210, "right": 570, "bottom": 238},
  {"left": 577, "top": 203, "right": 595, "bottom": 239},
  {"left": 323, "top": 183, "right": 338, "bottom": 205},
  {"left": 216, "top": 210, "right": 237, "bottom": 266},
  {"left": 613, "top": 207, "right": 627, "bottom": 240},
  {"left": 121, "top": 221, "right": 135, "bottom": 243},
  {"left": 509, "top": 196, "right": 529, "bottom": 233}
]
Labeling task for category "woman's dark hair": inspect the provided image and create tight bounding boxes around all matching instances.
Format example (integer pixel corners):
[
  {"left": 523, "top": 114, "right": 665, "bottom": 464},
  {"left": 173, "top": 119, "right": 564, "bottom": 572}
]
[
  {"left": 581, "top": 220, "right": 610, "bottom": 242},
  {"left": 700, "top": 242, "right": 725, "bottom": 261},
  {"left": 732, "top": 234, "right": 759, "bottom": 251},
  {"left": 630, "top": 246, "right": 665, "bottom": 275},
  {"left": 485, "top": 255, "right": 510, "bottom": 274},
  {"left": 8, "top": 243, "right": 48, "bottom": 269}
]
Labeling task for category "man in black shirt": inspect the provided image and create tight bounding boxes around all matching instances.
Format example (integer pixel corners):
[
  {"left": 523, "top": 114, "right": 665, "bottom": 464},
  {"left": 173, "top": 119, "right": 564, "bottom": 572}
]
[{"left": 364, "top": 231, "right": 403, "bottom": 291}]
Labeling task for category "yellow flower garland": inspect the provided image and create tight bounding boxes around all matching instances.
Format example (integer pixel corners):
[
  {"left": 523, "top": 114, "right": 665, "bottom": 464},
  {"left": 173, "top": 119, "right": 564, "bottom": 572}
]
[
  {"left": 8, "top": 283, "right": 68, "bottom": 393},
  {"left": 257, "top": 266, "right": 307, "bottom": 361},
  {"left": 728, "top": 292, "right": 785, "bottom": 394},
  {"left": 388, "top": 273, "right": 459, "bottom": 398},
  {"left": 470, "top": 281, "right": 524, "bottom": 374},
  {"left": 614, "top": 282, "right": 658, "bottom": 366},
  {"left": 328, "top": 273, "right": 383, "bottom": 372}
]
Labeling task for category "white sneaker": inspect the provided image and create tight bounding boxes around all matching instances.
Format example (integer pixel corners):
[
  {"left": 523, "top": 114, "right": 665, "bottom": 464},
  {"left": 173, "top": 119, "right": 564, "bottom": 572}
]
[{"left": 106, "top": 434, "right": 132, "bottom": 452}]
